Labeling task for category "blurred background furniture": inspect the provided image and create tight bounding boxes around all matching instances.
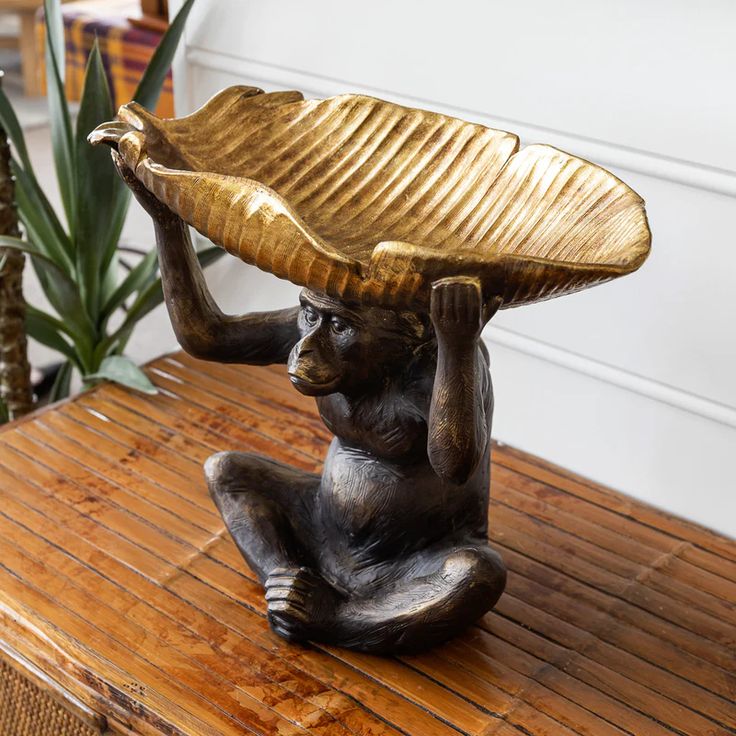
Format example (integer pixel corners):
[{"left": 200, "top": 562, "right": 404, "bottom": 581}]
[
  {"left": 0, "top": 354, "right": 733, "bottom": 735},
  {"left": 0, "top": 0, "right": 174, "bottom": 108},
  {"left": 138, "top": 0, "right": 167, "bottom": 30},
  {"left": 36, "top": 0, "right": 174, "bottom": 114},
  {"left": 0, "top": 0, "right": 71, "bottom": 96}
]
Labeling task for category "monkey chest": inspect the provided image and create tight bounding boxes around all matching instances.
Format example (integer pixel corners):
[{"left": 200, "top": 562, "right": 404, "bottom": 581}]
[
  {"left": 319, "top": 440, "right": 449, "bottom": 547},
  {"left": 316, "top": 394, "right": 428, "bottom": 461}
]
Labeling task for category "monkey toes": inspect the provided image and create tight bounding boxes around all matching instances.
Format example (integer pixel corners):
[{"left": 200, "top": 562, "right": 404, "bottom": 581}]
[{"left": 265, "top": 566, "right": 340, "bottom": 641}]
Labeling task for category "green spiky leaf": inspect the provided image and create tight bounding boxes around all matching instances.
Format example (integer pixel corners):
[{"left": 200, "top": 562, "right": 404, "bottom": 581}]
[
  {"left": 100, "top": 244, "right": 222, "bottom": 357},
  {"left": 134, "top": 0, "right": 195, "bottom": 111},
  {"left": 0, "top": 236, "right": 93, "bottom": 358},
  {"left": 86, "top": 355, "right": 157, "bottom": 394},
  {"left": 49, "top": 361, "right": 73, "bottom": 402},
  {"left": 43, "top": 0, "right": 77, "bottom": 234},
  {"left": 75, "top": 40, "right": 117, "bottom": 315},
  {"left": 100, "top": 247, "right": 158, "bottom": 322},
  {"left": 100, "top": 0, "right": 197, "bottom": 277},
  {"left": 25, "top": 305, "right": 80, "bottom": 367},
  {"left": 13, "top": 160, "right": 74, "bottom": 271}
]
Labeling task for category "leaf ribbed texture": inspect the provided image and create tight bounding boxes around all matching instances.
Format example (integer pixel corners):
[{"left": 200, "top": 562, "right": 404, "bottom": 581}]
[{"left": 91, "top": 86, "right": 651, "bottom": 309}]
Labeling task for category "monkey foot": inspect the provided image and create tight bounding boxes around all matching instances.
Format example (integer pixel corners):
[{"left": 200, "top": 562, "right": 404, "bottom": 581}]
[{"left": 265, "top": 566, "right": 342, "bottom": 642}]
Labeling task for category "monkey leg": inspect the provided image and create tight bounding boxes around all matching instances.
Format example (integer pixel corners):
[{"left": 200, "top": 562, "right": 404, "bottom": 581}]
[
  {"left": 204, "top": 451, "right": 320, "bottom": 583},
  {"left": 266, "top": 541, "right": 506, "bottom": 653},
  {"left": 339, "top": 543, "right": 505, "bottom": 653}
]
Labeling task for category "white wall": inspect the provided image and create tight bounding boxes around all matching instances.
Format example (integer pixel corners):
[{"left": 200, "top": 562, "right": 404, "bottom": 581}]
[{"left": 169, "top": 0, "right": 736, "bottom": 536}]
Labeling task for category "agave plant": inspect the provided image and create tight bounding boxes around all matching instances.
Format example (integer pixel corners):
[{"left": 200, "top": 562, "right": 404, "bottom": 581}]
[{"left": 0, "top": 0, "right": 220, "bottom": 401}]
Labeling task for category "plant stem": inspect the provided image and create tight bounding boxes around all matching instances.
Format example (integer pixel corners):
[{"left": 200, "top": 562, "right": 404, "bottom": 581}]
[{"left": 0, "top": 77, "right": 33, "bottom": 419}]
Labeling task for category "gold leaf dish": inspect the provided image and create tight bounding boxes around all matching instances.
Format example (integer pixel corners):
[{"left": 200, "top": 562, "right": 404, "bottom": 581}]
[{"left": 90, "top": 86, "right": 651, "bottom": 310}]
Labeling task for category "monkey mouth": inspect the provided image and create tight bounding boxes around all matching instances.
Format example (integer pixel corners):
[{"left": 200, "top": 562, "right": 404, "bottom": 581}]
[{"left": 288, "top": 373, "right": 340, "bottom": 395}]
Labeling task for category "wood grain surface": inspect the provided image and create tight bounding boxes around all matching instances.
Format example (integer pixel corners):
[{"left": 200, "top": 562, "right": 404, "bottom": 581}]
[{"left": 0, "top": 354, "right": 733, "bottom": 735}]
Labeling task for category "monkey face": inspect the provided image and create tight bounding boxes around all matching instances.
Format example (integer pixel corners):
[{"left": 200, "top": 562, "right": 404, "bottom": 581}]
[{"left": 287, "top": 290, "right": 426, "bottom": 397}]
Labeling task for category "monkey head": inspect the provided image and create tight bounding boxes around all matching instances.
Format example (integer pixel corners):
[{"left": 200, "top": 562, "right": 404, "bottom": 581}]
[{"left": 287, "top": 289, "right": 432, "bottom": 396}]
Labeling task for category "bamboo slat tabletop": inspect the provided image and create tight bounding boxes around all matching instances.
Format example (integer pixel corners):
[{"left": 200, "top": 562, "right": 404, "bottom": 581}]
[{"left": 0, "top": 353, "right": 734, "bottom": 736}]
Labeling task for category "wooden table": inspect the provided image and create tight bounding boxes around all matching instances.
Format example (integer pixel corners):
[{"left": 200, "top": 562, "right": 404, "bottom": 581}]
[{"left": 0, "top": 353, "right": 734, "bottom": 735}]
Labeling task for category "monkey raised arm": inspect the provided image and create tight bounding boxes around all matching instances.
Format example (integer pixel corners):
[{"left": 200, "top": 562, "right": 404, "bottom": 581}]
[
  {"left": 114, "top": 154, "right": 299, "bottom": 365},
  {"left": 428, "top": 278, "right": 500, "bottom": 485}
]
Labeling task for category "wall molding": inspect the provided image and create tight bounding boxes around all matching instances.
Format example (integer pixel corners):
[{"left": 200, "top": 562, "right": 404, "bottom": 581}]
[
  {"left": 187, "top": 48, "right": 736, "bottom": 198},
  {"left": 485, "top": 326, "right": 736, "bottom": 430}
]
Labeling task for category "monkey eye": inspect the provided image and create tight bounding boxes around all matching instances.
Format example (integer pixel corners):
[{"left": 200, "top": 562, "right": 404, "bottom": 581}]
[
  {"left": 330, "top": 317, "right": 354, "bottom": 336},
  {"left": 302, "top": 306, "right": 318, "bottom": 325}
]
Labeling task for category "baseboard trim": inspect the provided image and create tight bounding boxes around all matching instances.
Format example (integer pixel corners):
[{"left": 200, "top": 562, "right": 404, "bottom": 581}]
[{"left": 485, "top": 326, "right": 736, "bottom": 430}]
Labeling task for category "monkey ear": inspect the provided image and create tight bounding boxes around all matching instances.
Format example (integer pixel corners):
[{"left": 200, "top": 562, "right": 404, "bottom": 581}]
[{"left": 482, "top": 296, "right": 504, "bottom": 325}]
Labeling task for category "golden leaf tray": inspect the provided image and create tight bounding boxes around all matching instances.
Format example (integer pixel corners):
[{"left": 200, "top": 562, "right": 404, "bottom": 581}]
[{"left": 91, "top": 86, "right": 651, "bottom": 310}]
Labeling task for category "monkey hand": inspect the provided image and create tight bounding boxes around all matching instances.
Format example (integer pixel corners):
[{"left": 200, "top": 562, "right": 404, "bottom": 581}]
[
  {"left": 112, "top": 150, "right": 178, "bottom": 225},
  {"left": 430, "top": 277, "right": 501, "bottom": 346}
]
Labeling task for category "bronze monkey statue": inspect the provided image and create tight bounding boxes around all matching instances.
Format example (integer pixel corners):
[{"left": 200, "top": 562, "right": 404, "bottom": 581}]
[{"left": 116, "top": 155, "right": 506, "bottom": 654}]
